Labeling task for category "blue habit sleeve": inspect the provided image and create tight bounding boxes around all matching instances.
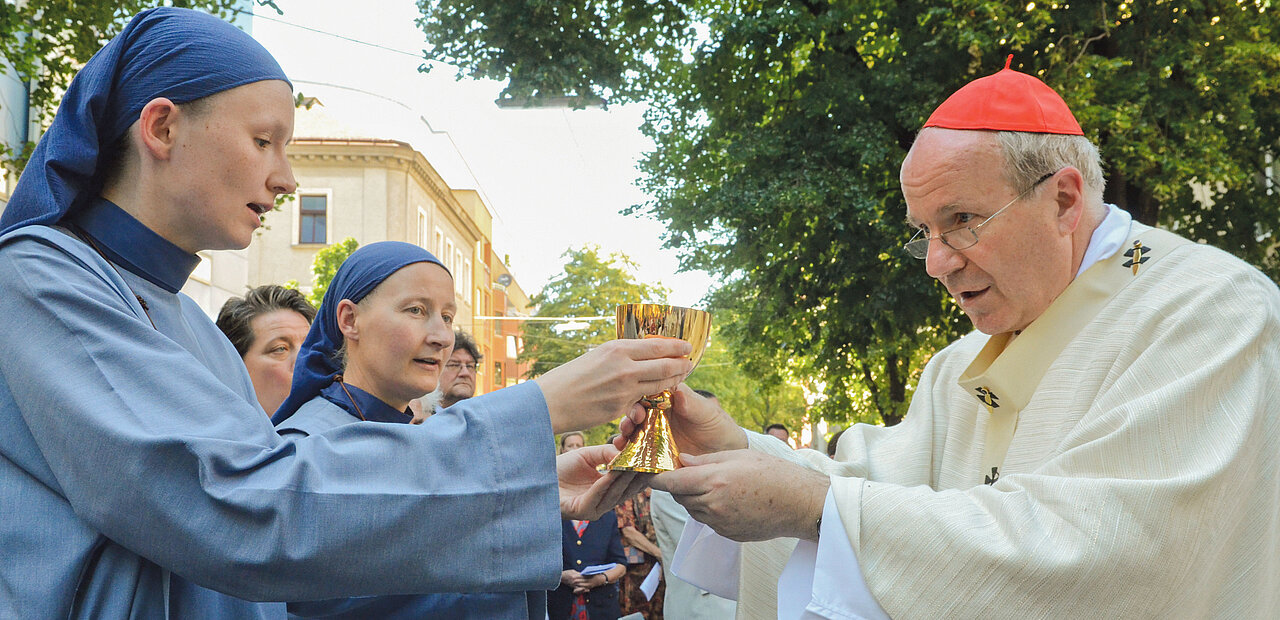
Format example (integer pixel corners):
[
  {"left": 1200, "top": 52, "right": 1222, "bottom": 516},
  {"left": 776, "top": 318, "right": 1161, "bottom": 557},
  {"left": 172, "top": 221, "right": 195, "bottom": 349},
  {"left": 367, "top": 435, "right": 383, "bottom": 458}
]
[{"left": 0, "top": 230, "right": 561, "bottom": 605}]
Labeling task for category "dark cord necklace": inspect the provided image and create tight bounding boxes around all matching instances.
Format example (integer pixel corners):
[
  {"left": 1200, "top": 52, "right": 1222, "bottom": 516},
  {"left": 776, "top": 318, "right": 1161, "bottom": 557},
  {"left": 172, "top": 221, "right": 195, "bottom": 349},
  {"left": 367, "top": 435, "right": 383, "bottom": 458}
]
[{"left": 333, "top": 375, "right": 367, "bottom": 421}]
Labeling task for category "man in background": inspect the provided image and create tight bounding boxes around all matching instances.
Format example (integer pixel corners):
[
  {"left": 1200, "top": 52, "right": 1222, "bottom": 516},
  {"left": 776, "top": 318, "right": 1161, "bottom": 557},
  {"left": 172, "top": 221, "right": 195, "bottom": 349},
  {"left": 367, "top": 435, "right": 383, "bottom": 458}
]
[
  {"left": 762, "top": 423, "right": 790, "bottom": 447},
  {"left": 439, "top": 329, "right": 482, "bottom": 409}
]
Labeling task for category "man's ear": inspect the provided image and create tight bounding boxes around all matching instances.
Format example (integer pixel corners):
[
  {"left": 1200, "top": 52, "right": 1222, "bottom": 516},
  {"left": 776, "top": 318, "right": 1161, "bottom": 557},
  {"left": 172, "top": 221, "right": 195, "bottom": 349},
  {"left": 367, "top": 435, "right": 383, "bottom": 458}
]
[
  {"left": 137, "top": 97, "right": 180, "bottom": 161},
  {"left": 335, "top": 299, "right": 359, "bottom": 343},
  {"left": 1052, "top": 167, "right": 1087, "bottom": 236}
]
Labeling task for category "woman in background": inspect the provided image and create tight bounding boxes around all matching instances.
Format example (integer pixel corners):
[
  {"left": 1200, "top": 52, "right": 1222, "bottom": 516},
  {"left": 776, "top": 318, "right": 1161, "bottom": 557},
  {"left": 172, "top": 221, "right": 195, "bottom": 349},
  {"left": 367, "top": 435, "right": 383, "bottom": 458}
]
[
  {"left": 217, "top": 284, "right": 315, "bottom": 415},
  {"left": 549, "top": 436, "right": 628, "bottom": 620}
]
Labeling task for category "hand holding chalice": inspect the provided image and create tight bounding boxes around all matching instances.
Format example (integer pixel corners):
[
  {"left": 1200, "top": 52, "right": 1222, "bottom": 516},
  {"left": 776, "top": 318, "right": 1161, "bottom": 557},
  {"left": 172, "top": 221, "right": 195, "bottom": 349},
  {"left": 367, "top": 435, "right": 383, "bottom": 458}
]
[{"left": 608, "top": 303, "right": 711, "bottom": 473}]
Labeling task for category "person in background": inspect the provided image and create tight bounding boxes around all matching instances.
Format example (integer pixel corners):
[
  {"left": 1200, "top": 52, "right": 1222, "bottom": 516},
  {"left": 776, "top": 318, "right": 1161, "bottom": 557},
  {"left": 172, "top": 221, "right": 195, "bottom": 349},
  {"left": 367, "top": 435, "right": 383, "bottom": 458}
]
[
  {"left": 216, "top": 284, "right": 316, "bottom": 416},
  {"left": 763, "top": 423, "right": 790, "bottom": 447},
  {"left": 826, "top": 427, "right": 846, "bottom": 459},
  {"left": 560, "top": 431, "right": 586, "bottom": 454},
  {"left": 439, "top": 328, "right": 481, "bottom": 409},
  {"left": 0, "top": 9, "right": 693, "bottom": 616},
  {"left": 615, "top": 487, "right": 664, "bottom": 619},
  {"left": 549, "top": 438, "right": 629, "bottom": 620},
  {"left": 650, "top": 389, "right": 738, "bottom": 620}
]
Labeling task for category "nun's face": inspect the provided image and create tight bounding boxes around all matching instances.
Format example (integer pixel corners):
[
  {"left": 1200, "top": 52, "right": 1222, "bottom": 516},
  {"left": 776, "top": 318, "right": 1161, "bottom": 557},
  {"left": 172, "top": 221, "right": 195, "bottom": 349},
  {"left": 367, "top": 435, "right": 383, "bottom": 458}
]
[
  {"left": 341, "top": 262, "right": 456, "bottom": 410},
  {"left": 167, "top": 79, "right": 297, "bottom": 252}
]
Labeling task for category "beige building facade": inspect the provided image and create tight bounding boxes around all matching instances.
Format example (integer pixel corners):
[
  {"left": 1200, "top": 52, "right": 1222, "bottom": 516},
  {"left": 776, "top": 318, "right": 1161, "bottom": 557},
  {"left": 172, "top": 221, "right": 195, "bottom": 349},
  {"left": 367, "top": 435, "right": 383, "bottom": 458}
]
[{"left": 236, "top": 135, "right": 526, "bottom": 398}]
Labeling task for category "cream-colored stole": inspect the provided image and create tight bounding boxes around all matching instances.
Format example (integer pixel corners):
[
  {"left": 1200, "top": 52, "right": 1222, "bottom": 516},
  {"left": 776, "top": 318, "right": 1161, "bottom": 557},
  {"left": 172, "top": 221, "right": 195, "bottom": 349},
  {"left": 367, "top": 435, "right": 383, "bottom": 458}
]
[{"left": 958, "top": 224, "right": 1185, "bottom": 485}]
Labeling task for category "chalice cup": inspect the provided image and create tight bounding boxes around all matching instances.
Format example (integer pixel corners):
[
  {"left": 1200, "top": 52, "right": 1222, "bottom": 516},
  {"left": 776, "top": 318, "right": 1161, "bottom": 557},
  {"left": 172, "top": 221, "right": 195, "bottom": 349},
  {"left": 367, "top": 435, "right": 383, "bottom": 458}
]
[{"left": 608, "top": 303, "right": 711, "bottom": 473}]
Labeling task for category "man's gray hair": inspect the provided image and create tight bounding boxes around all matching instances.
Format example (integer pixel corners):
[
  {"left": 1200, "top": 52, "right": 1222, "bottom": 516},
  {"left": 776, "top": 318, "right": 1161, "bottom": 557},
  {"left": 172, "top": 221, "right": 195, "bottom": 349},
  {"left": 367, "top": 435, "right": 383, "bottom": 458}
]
[{"left": 995, "top": 131, "right": 1106, "bottom": 207}]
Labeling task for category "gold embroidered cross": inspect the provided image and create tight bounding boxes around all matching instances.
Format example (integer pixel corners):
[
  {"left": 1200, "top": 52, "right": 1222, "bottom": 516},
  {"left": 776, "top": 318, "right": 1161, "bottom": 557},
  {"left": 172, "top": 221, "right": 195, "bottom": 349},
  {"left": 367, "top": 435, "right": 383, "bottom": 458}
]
[
  {"left": 1122, "top": 240, "right": 1151, "bottom": 275},
  {"left": 974, "top": 387, "right": 999, "bottom": 414}
]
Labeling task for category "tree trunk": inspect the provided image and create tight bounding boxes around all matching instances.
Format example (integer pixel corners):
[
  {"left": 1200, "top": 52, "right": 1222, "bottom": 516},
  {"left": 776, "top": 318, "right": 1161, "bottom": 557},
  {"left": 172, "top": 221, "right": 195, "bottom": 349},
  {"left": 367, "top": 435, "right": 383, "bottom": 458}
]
[
  {"left": 860, "top": 360, "right": 887, "bottom": 424},
  {"left": 1105, "top": 168, "right": 1160, "bottom": 225},
  {"left": 883, "top": 354, "right": 905, "bottom": 427}
]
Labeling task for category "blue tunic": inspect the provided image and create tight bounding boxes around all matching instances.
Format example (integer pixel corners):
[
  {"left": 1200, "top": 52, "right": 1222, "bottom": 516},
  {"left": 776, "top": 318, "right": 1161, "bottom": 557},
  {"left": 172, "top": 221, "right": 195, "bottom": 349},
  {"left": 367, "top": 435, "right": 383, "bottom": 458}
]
[
  {"left": 0, "top": 202, "right": 561, "bottom": 618},
  {"left": 278, "top": 384, "right": 546, "bottom": 620}
]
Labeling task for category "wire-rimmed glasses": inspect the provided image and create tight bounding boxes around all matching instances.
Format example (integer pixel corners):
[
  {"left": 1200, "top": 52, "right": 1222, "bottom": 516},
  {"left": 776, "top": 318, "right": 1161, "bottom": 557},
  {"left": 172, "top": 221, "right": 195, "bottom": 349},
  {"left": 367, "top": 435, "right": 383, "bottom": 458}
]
[{"left": 903, "top": 170, "right": 1057, "bottom": 259}]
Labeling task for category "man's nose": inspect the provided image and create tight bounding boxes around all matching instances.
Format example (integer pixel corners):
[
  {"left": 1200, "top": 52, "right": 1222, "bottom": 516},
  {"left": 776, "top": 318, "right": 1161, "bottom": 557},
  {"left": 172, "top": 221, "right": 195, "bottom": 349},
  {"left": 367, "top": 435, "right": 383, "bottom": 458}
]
[{"left": 924, "top": 238, "right": 965, "bottom": 279}]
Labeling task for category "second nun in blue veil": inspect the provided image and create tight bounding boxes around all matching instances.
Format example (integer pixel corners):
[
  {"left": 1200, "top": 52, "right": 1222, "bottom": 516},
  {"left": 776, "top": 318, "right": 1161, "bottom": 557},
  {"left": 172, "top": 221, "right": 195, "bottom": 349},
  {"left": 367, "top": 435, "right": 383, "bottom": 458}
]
[{"left": 275, "top": 241, "right": 546, "bottom": 619}]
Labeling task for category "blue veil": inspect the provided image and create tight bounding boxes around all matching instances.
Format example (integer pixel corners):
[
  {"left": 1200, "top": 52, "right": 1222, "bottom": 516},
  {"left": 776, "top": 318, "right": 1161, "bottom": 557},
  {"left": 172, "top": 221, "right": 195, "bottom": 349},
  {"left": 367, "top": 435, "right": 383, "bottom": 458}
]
[
  {"left": 273, "top": 241, "right": 447, "bottom": 423},
  {"left": 0, "top": 7, "right": 289, "bottom": 236}
]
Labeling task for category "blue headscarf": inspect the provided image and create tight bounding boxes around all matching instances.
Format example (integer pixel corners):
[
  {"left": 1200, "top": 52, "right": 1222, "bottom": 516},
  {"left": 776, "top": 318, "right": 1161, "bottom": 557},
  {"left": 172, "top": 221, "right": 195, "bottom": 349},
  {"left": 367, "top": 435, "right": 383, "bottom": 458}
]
[
  {"left": 0, "top": 7, "right": 290, "bottom": 236},
  {"left": 273, "top": 241, "right": 448, "bottom": 423}
]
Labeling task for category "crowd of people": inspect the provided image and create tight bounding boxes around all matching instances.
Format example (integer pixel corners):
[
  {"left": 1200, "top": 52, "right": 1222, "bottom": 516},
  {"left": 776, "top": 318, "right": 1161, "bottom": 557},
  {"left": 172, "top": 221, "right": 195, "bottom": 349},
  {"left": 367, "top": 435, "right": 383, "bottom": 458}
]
[{"left": 1, "top": 6, "right": 1277, "bottom": 620}]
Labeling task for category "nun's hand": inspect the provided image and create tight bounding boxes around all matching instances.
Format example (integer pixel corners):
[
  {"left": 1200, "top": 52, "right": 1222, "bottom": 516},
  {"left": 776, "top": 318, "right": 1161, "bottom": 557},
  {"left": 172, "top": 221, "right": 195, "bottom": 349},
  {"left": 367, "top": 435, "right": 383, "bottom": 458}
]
[
  {"left": 536, "top": 338, "right": 693, "bottom": 434},
  {"left": 558, "top": 444, "right": 652, "bottom": 520}
]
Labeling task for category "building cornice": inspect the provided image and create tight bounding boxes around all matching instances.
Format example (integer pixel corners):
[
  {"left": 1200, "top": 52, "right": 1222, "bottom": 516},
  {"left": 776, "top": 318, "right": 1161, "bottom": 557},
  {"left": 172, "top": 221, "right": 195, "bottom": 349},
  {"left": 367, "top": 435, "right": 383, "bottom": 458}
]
[{"left": 287, "top": 138, "right": 485, "bottom": 241}]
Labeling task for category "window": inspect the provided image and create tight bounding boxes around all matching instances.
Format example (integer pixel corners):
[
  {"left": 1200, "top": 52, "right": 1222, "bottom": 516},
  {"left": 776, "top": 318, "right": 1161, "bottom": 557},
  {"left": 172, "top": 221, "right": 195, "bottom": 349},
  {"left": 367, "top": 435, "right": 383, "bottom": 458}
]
[
  {"left": 298, "top": 194, "right": 327, "bottom": 244},
  {"left": 454, "top": 248, "right": 465, "bottom": 296},
  {"left": 434, "top": 228, "right": 444, "bottom": 259},
  {"left": 417, "top": 208, "right": 429, "bottom": 248},
  {"left": 444, "top": 239, "right": 455, "bottom": 275},
  {"left": 494, "top": 362, "right": 504, "bottom": 387},
  {"left": 462, "top": 258, "right": 473, "bottom": 305}
]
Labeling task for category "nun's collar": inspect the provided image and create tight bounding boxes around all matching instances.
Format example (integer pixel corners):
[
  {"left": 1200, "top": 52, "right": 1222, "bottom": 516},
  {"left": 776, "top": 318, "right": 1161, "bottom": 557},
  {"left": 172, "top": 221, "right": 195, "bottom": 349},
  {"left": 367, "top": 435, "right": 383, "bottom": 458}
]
[
  {"left": 320, "top": 380, "right": 414, "bottom": 424},
  {"left": 69, "top": 197, "right": 199, "bottom": 293}
]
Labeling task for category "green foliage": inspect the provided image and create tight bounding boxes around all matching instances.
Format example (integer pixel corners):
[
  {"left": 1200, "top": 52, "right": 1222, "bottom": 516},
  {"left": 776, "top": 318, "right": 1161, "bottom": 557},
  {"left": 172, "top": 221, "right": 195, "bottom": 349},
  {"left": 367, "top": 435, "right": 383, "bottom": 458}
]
[
  {"left": 420, "top": 0, "right": 1280, "bottom": 426},
  {"left": 685, "top": 324, "right": 809, "bottom": 434},
  {"left": 416, "top": 0, "right": 698, "bottom": 103},
  {"left": 308, "top": 237, "right": 360, "bottom": 307},
  {"left": 0, "top": 0, "right": 260, "bottom": 174},
  {"left": 521, "top": 246, "right": 668, "bottom": 445}
]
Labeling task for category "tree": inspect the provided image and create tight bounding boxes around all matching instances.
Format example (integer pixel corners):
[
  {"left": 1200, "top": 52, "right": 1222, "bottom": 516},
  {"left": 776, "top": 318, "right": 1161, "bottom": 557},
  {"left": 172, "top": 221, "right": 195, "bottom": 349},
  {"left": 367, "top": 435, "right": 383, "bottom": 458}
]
[
  {"left": 0, "top": 1, "right": 285, "bottom": 173},
  {"left": 685, "top": 324, "right": 809, "bottom": 435},
  {"left": 307, "top": 237, "right": 359, "bottom": 307},
  {"left": 520, "top": 245, "right": 668, "bottom": 445},
  {"left": 419, "top": 0, "right": 1280, "bottom": 426}
]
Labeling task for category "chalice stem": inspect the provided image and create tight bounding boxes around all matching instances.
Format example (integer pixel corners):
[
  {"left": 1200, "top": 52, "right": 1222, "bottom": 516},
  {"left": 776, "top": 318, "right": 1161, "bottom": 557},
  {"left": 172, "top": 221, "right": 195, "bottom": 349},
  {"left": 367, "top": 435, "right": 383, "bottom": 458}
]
[{"left": 609, "top": 391, "right": 682, "bottom": 473}]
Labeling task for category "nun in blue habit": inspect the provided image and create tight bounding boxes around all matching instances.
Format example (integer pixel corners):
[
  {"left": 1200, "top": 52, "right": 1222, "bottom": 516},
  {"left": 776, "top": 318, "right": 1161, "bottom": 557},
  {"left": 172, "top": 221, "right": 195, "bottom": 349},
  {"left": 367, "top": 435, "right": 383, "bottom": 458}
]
[
  {"left": 273, "top": 241, "right": 546, "bottom": 619},
  {"left": 0, "top": 8, "right": 566, "bottom": 618}
]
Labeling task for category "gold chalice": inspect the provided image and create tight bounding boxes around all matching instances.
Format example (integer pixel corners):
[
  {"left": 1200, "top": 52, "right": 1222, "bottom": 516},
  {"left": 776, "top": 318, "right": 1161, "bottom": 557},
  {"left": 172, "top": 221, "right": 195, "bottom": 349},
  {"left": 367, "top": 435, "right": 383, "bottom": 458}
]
[{"left": 608, "top": 303, "right": 711, "bottom": 473}]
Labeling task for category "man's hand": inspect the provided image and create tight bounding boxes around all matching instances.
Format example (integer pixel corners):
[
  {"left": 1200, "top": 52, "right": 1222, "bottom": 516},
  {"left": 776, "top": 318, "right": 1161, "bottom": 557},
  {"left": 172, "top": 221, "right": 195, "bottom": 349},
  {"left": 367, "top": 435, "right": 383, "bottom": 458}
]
[
  {"left": 536, "top": 339, "right": 693, "bottom": 435},
  {"left": 559, "top": 444, "right": 652, "bottom": 520},
  {"left": 617, "top": 384, "right": 747, "bottom": 455},
  {"left": 650, "top": 450, "right": 829, "bottom": 542}
]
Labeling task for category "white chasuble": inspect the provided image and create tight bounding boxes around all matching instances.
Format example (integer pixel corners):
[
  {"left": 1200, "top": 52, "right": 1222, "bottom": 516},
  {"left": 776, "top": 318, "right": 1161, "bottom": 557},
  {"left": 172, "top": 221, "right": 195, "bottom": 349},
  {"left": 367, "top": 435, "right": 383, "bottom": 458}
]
[{"left": 741, "top": 221, "right": 1280, "bottom": 619}]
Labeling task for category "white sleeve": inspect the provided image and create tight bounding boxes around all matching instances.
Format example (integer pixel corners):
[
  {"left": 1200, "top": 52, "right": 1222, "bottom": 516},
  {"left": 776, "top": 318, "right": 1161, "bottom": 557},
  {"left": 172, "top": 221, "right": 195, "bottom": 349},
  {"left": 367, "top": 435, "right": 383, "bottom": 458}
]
[
  {"left": 669, "top": 517, "right": 743, "bottom": 600},
  {"left": 778, "top": 488, "right": 889, "bottom": 620}
]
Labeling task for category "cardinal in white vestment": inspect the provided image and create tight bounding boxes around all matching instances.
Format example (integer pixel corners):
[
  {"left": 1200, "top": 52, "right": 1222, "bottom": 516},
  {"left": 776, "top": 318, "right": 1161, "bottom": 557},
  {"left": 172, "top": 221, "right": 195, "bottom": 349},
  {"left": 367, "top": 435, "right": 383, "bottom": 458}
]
[{"left": 644, "top": 56, "right": 1280, "bottom": 619}]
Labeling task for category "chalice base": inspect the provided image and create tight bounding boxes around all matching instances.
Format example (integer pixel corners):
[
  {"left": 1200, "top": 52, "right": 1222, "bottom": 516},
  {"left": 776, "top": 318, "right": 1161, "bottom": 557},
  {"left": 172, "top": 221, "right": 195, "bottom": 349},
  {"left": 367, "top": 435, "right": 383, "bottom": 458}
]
[{"left": 608, "top": 404, "right": 681, "bottom": 473}]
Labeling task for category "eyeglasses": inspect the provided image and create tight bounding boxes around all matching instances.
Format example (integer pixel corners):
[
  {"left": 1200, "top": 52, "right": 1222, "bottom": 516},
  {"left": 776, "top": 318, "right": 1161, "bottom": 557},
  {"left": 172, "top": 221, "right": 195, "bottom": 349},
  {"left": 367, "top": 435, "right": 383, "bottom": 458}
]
[
  {"left": 903, "top": 170, "right": 1057, "bottom": 260},
  {"left": 445, "top": 361, "right": 478, "bottom": 371}
]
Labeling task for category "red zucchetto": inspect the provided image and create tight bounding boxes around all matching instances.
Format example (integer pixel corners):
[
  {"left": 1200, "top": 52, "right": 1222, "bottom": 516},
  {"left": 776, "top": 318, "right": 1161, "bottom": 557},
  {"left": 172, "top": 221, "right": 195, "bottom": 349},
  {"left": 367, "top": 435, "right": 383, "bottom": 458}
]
[{"left": 923, "top": 55, "right": 1084, "bottom": 136}]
